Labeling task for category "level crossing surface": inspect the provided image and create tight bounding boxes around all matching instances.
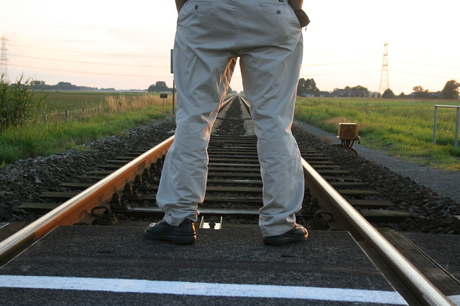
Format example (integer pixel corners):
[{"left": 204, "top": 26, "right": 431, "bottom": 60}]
[{"left": 0, "top": 226, "right": 408, "bottom": 305}]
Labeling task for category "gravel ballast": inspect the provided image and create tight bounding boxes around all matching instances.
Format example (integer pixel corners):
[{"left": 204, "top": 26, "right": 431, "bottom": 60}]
[
  {"left": 0, "top": 120, "right": 175, "bottom": 222},
  {"left": 0, "top": 111, "right": 459, "bottom": 234},
  {"left": 296, "top": 121, "right": 460, "bottom": 204}
]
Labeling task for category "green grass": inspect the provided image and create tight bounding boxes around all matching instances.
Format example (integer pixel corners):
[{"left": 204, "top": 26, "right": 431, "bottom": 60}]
[
  {"left": 0, "top": 92, "right": 172, "bottom": 167},
  {"left": 0, "top": 108, "right": 168, "bottom": 164},
  {"left": 40, "top": 91, "right": 167, "bottom": 112},
  {"left": 295, "top": 97, "right": 460, "bottom": 170},
  {"left": 40, "top": 91, "right": 107, "bottom": 112},
  {"left": 2, "top": 93, "right": 459, "bottom": 171}
]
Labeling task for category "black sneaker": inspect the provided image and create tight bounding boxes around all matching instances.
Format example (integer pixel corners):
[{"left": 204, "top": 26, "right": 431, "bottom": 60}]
[
  {"left": 145, "top": 219, "right": 196, "bottom": 245},
  {"left": 263, "top": 224, "right": 309, "bottom": 246}
]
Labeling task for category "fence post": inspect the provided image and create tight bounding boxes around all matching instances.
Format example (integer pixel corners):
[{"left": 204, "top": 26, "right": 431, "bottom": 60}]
[
  {"left": 433, "top": 105, "right": 460, "bottom": 149},
  {"left": 433, "top": 105, "right": 438, "bottom": 144},
  {"left": 65, "top": 110, "right": 69, "bottom": 122},
  {"left": 455, "top": 107, "right": 459, "bottom": 149}
]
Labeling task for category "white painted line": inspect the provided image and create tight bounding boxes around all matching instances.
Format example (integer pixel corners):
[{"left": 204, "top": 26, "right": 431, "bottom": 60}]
[{"left": 0, "top": 275, "right": 407, "bottom": 305}]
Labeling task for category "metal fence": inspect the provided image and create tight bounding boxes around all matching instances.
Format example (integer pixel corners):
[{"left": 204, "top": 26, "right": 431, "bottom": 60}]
[{"left": 433, "top": 105, "right": 460, "bottom": 149}]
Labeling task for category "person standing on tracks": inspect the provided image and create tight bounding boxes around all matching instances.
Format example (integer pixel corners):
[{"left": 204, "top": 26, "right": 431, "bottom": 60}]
[{"left": 145, "top": 0, "right": 310, "bottom": 245}]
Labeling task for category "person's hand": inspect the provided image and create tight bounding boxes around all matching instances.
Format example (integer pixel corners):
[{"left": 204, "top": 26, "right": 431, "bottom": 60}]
[
  {"left": 176, "top": 0, "right": 187, "bottom": 12},
  {"left": 288, "top": 0, "right": 310, "bottom": 27},
  {"left": 293, "top": 9, "right": 310, "bottom": 27}
]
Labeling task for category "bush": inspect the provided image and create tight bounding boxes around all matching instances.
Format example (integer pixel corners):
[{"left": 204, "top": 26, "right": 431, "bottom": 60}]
[{"left": 0, "top": 75, "right": 45, "bottom": 132}]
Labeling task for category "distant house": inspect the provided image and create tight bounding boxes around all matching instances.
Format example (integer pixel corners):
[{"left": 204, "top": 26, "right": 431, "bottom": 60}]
[
  {"left": 409, "top": 91, "right": 442, "bottom": 99},
  {"left": 315, "top": 91, "right": 333, "bottom": 97},
  {"left": 332, "top": 88, "right": 353, "bottom": 97},
  {"left": 429, "top": 91, "right": 442, "bottom": 99}
]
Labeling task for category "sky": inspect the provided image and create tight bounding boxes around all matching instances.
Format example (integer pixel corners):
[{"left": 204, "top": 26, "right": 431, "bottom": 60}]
[{"left": 1, "top": 0, "right": 459, "bottom": 94}]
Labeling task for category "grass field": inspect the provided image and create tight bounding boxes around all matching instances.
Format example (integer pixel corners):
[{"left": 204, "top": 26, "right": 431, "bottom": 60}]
[
  {"left": 1, "top": 92, "right": 459, "bottom": 171},
  {"left": 40, "top": 91, "right": 168, "bottom": 112},
  {"left": 40, "top": 91, "right": 107, "bottom": 112},
  {"left": 0, "top": 91, "right": 173, "bottom": 167},
  {"left": 295, "top": 97, "right": 460, "bottom": 170}
]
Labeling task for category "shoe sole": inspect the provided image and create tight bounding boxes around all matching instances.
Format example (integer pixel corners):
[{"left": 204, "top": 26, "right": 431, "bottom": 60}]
[
  {"left": 145, "top": 232, "right": 196, "bottom": 245},
  {"left": 263, "top": 234, "right": 308, "bottom": 246}
]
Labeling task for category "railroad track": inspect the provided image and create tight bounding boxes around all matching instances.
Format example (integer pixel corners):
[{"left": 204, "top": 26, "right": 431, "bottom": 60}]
[{"left": 0, "top": 96, "right": 459, "bottom": 305}]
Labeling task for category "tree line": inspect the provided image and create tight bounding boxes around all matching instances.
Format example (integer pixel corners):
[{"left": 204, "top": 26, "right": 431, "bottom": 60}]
[
  {"left": 31, "top": 81, "right": 115, "bottom": 91},
  {"left": 297, "top": 78, "right": 460, "bottom": 99},
  {"left": 26, "top": 78, "right": 460, "bottom": 100},
  {"left": 147, "top": 81, "right": 237, "bottom": 95}
]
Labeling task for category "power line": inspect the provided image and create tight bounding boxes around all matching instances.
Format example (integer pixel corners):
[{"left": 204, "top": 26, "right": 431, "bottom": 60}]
[
  {"left": 11, "top": 51, "right": 377, "bottom": 69},
  {"left": 392, "top": 59, "right": 460, "bottom": 71},
  {"left": 302, "top": 70, "right": 380, "bottom": 77},
  {"left": 302, "top": 59, "right": 379, "bottom": 67},
  {"left": 9, "top": 43, "right": 168, "bottom": 58},
  {"left": 391, "top": 69, "right": 459, "bottom": 80},
  {"left": 9, "top": 54, "right": 169, "bottom": 68},
  {"left": 305, "top": 49, "right": 381, "bottom": 56},
  {"left": 9, "top": 64, "right": 170, "bottom": 78},
  {"left": 9, "top": 41, "right": 458, "bottom": 90}
]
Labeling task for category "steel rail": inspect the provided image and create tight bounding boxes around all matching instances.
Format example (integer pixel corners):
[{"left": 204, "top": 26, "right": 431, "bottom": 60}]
[
  {"left": 244, "top": 93, "right": 451, "bottom": 304},
  {"left": 3, "top": 95, "right": 449, "bottom": 304},
  {"left": 0, "top": 136, "right": 174, "bottom": 264},
  {"left": 301, "top": 159, "right": 455, "bottom": 306},
  {"left": 0, "top": 96, "right": 235, "bottom": 265}
]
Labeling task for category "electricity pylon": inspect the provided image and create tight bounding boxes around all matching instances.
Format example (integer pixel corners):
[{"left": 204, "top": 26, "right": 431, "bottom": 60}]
[
  {"left": 0, "top": 36, "right": 9, "bottom": 82},
  {"left": 378, "top": 42, "right": 389, "bottom": 96}
]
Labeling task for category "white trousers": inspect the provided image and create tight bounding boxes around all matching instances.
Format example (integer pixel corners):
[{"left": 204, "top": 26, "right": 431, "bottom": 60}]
[{"left": 157, "top": 0, "right": 305, "bottom": 236}]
